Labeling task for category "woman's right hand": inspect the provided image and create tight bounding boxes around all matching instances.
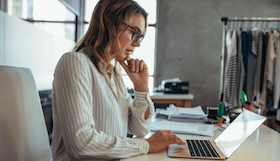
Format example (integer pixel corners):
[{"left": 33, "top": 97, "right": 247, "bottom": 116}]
[{"left": 146, "top": 130, "right": 185, "bottom": 153}]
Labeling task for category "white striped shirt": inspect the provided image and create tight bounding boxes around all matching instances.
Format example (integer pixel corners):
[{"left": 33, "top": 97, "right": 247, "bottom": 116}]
[
  {"left": 51, "top": 48, "right": 154, "bottom": 160},
  {"left": 224, "top": 30, "right": 238, "bottom": 108}
]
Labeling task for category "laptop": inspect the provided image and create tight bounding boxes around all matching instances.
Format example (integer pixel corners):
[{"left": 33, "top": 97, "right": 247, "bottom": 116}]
[{"left": 168, "top": 109, "right": 266, "bottom": 159}]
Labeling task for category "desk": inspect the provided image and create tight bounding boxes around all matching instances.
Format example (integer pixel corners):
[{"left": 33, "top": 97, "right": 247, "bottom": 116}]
[
  {"left": 150, "top": 92, "right": 194, "bottom": 107},
  {"left": 122, "top": 119, "right": 280, "bottom": 161}
]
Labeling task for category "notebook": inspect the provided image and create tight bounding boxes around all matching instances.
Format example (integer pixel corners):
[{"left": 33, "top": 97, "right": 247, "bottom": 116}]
[{"left": 168, "top": 109, "right": 266, "bottom": 159}]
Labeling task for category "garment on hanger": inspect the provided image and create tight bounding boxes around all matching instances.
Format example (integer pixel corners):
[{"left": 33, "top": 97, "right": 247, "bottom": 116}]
[
  {"left": 224, "top": 30, "right": 237, "bottom": 108},
  {"left": 260, "top": 32, "right": 269, "bottom": 95},
  {"left": 234, "top": 29, "right": 245, "bottom": 108},
  {"left": 260, "top": 31, "right": 276, "bottom": 110},
  {"left": 245, "top": 29, "right": 264, "bottom": 103},
  {"left": 219, "top": 27, "right": 227, "bottom": 102},
  {"left": 240, "top": 28, "right": 248, "bottom": 75},
  {"left": 245, "top": 29, "right": 255, "bottom": 102},
  {"left": 253, "top": 30, "right": 264, "bottom": 104},
  {"left": 273, "top": 30, "right": 280, "bottom": 110}
]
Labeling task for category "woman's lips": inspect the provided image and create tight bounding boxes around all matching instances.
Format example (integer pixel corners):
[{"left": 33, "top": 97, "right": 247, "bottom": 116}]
[{"left": 126, "top": 49, "right": 133, "bottom": 55}]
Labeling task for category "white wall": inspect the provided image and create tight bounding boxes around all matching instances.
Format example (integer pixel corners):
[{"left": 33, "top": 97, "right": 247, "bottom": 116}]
[
  {"left": 0, "top": 11, "right": 4, "bottom": 65},
  {"left": 0, "top": 10, "right": 75, "bottom": 91}
]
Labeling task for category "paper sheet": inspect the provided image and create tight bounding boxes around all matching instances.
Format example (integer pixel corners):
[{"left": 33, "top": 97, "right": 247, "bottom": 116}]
[
  {"left": 151, "top": 120, "right": 214, "bottom": 137},
  {"left": 167, "top": 105, "right": 208, "bottom": 121},
  {"left": 177, "top": 106, "right": 207, "bottom": 116}
]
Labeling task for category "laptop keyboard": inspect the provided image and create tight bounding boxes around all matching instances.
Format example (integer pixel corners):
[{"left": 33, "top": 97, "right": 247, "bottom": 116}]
[{"left": 186, "top": 140, "right": 220, "bottom": 158}]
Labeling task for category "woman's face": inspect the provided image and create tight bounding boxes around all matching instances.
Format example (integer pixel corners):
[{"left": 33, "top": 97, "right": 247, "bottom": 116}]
[{"left": 113, "top": 14, "right": 146, "bottom": 62}]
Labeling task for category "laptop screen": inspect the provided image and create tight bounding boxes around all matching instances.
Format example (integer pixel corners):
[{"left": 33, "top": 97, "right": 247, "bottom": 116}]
[{"left": 214, "top": 109, "right": 266, "bottom": 158}]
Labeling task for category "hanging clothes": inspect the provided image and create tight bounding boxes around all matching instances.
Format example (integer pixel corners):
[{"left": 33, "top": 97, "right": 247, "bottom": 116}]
[
  {"left": 241, "top": 28, "right": 248, "bottom": 77},
  {"left": 245, "top": 29, "right": 254, "bottom": 102},
  {"left": 260, "top": 32, "right": 269, "bottom": 96},
  {"left": 223, "top": 30, "right": 237, "bottom": 108},
  {"left": 234, "top": 29, "right": 245, "bottom": 108},
  {"left": 273, "top": 30, "right": 280, "bottom": 110},
  {"left": 267, "top": 31, "right": 278, "bottom": 94},
  {"left": 245, "top": 29, "right": 264, "bottom": 103},
  {"left": 219, "top": 27, "right": 227, "bottom": 102},
  {"left": 220, "top": 19, "right": 280, "bottom": 112},
  {"left": 260, "top": 31, "right": 276, "bottom": 110},
  {"left": 253, "top": 30, "right": 264, "bottom": 104}
]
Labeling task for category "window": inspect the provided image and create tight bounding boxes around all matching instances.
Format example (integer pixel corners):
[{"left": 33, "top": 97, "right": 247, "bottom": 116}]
[
  {"left": 84, "top": 0, "right": 157, "bottom": 91},
  {"left": 3, "top": 0, "right": 157, "bottom": 91},
  {"left": 32, "top": 0, "right": 76, "bottom": 41},
  {"left": 5, "top": 0, "right": 76, "bottom": 42}
]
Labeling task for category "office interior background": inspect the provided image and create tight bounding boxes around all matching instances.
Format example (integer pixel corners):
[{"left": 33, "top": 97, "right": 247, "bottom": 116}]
[{"left": 1, "top": 0, "right": 280, "bottom": 111}]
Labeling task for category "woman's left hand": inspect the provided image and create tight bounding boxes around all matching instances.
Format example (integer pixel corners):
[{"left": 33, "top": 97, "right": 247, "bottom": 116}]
[{"left": 119, "top": 57, "right": 149, "bottom": 92}]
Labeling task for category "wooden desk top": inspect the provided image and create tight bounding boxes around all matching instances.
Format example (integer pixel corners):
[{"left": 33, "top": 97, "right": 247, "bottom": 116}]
[{"left": 150, "top": 92, "right": 194, "bottom": 100}]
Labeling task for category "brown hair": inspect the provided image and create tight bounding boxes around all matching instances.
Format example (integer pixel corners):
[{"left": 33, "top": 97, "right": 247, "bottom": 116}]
[{"left": 74, "top": 0, "right": 148, "bottom": 80}]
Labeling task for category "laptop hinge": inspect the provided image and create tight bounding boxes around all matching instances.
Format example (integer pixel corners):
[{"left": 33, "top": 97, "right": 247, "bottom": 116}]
[{"left": 214, "top": 141, "right": 229, "bottom": 158}]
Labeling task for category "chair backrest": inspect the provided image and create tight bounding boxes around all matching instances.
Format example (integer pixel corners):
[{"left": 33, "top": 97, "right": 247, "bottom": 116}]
[{"left": 0, "top": 66, "right": 50, "bottom": 161}]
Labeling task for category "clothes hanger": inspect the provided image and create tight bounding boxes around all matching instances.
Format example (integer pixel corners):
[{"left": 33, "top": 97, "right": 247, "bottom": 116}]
[
  {"left": 243, "top": 17, "right": 249, "bottom": 30},
  {"left": 238, "top": 20, "right": 241, "bottom": 29},
  {"left": 234, "top": 17, "right": 238, "bottom": 29},
  {"left": 257, "top": 20, "right": 262, "bottom": 30},
  {"left": 262, "top": 21, "right": 266, "bottom": 29},
  {"left": 230, "top": 21, "right": 234, "bottom": 30},
  {"left": 268, "top": 21, "right": 274, "bottom": 33},
  {"left": 252, "top": 17, "right": 258, "bottom": 31}
]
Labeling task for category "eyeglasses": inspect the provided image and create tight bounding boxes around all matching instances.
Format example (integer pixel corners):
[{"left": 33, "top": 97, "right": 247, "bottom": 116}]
[{"left": 122, "top": 22, "right": 145, "bottom": 42}]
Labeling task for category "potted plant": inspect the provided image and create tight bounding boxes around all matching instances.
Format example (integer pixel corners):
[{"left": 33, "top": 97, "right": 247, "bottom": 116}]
[{"left": 217, "top": 102, "right": 224, "bottom": 124}]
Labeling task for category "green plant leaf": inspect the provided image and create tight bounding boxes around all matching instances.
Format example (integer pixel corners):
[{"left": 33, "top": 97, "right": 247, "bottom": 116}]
[{"left": 217, "top": 102, "right": 224, "bottom": 117}]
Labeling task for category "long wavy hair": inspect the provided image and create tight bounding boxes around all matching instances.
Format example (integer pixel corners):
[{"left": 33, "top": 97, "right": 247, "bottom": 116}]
[{"left": 74, "top": 0, "right": 148, "bottom": 86}]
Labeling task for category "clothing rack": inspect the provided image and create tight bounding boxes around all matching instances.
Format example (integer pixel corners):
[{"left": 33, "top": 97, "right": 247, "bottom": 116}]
[
  {"left": 220, "top": 17, "right": 280, "bottom": 25},
  {"left": 219, "top": 17, "right": 280, "bottom": 132},
  {"left": 219, "top": 16, "right": 280, "bottom": 105}
]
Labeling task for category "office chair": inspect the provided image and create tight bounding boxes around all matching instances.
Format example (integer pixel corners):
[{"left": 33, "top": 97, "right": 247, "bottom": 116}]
[{"left": 0, "top": 66, "right": 50, "bottom": 161}]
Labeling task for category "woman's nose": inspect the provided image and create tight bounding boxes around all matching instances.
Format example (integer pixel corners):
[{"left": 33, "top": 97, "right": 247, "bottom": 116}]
[{"left": 133, "top": 39, "right": 141, "bottom": 47}]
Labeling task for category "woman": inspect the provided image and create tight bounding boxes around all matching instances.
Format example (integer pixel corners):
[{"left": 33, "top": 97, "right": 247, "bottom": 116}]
[{"left": 51, "top": 0, "right": 185, "bottom": 160}]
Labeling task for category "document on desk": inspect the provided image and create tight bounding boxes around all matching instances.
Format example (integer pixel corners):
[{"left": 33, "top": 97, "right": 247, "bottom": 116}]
[
  {"left": 177, "top": 106, "right": 207, "bottom": 117},
  {"left": 151, "top": 120, "right": 214, "bottom": 137},
  {"left": 167, "top": 105, "right": 208, "bottom": 122}
]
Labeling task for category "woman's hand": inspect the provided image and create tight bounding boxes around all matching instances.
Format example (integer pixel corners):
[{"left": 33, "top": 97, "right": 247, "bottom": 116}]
[
  {"left": 146, "top": 130, "right": 186, "bottom": 153},
  {"left": 119, "top": 57, "right": 149, "bottom": 92}
]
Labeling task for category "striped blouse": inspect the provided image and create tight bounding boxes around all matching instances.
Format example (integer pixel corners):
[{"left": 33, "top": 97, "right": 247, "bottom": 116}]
[{"left": 51, "top": 48, "right": 154, "bottom": 160}]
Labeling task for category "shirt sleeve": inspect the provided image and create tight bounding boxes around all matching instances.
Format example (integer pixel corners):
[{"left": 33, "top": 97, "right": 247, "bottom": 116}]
[
  {"left": 122, "top": 82, "right": 155, "bottom": 138},
  {"left": 52, "top": 53, "right": 150, "bottom": 160}
]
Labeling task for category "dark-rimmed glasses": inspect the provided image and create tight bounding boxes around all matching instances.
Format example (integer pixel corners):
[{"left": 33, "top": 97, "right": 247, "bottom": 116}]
[{"left": 122, "top": 22, "right": 145, "bottom": 42}]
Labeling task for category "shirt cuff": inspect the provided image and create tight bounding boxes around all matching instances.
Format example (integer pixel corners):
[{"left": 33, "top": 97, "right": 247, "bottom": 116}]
[
  {"left": 134, "top": 139, "right": 149, "bottom": 155},
  {"left": 134, "top": 90, "right": 149, "bottom": 102},
  {"left": 134, "top": 90, "right": 153, "bottom": 104},
  {"left": 132, "top": 90, "right": 154, "bottom": 122}
]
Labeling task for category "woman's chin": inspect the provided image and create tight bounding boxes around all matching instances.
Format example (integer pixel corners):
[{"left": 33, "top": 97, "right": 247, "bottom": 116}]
[
  {"left": 115, "top": 58, "right": 123, "bottom": 62},
  {"left": 115, "top": 57, "right": 127, "bottom": 62}
]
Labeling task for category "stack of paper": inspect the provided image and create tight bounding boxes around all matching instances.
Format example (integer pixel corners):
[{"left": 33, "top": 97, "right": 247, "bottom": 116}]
[
  {"left": 167, "top": 105, "right": 208, "bottom": 123},
  {"left": 155, "top": 108, "right": 169, "bottom": 119}
]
